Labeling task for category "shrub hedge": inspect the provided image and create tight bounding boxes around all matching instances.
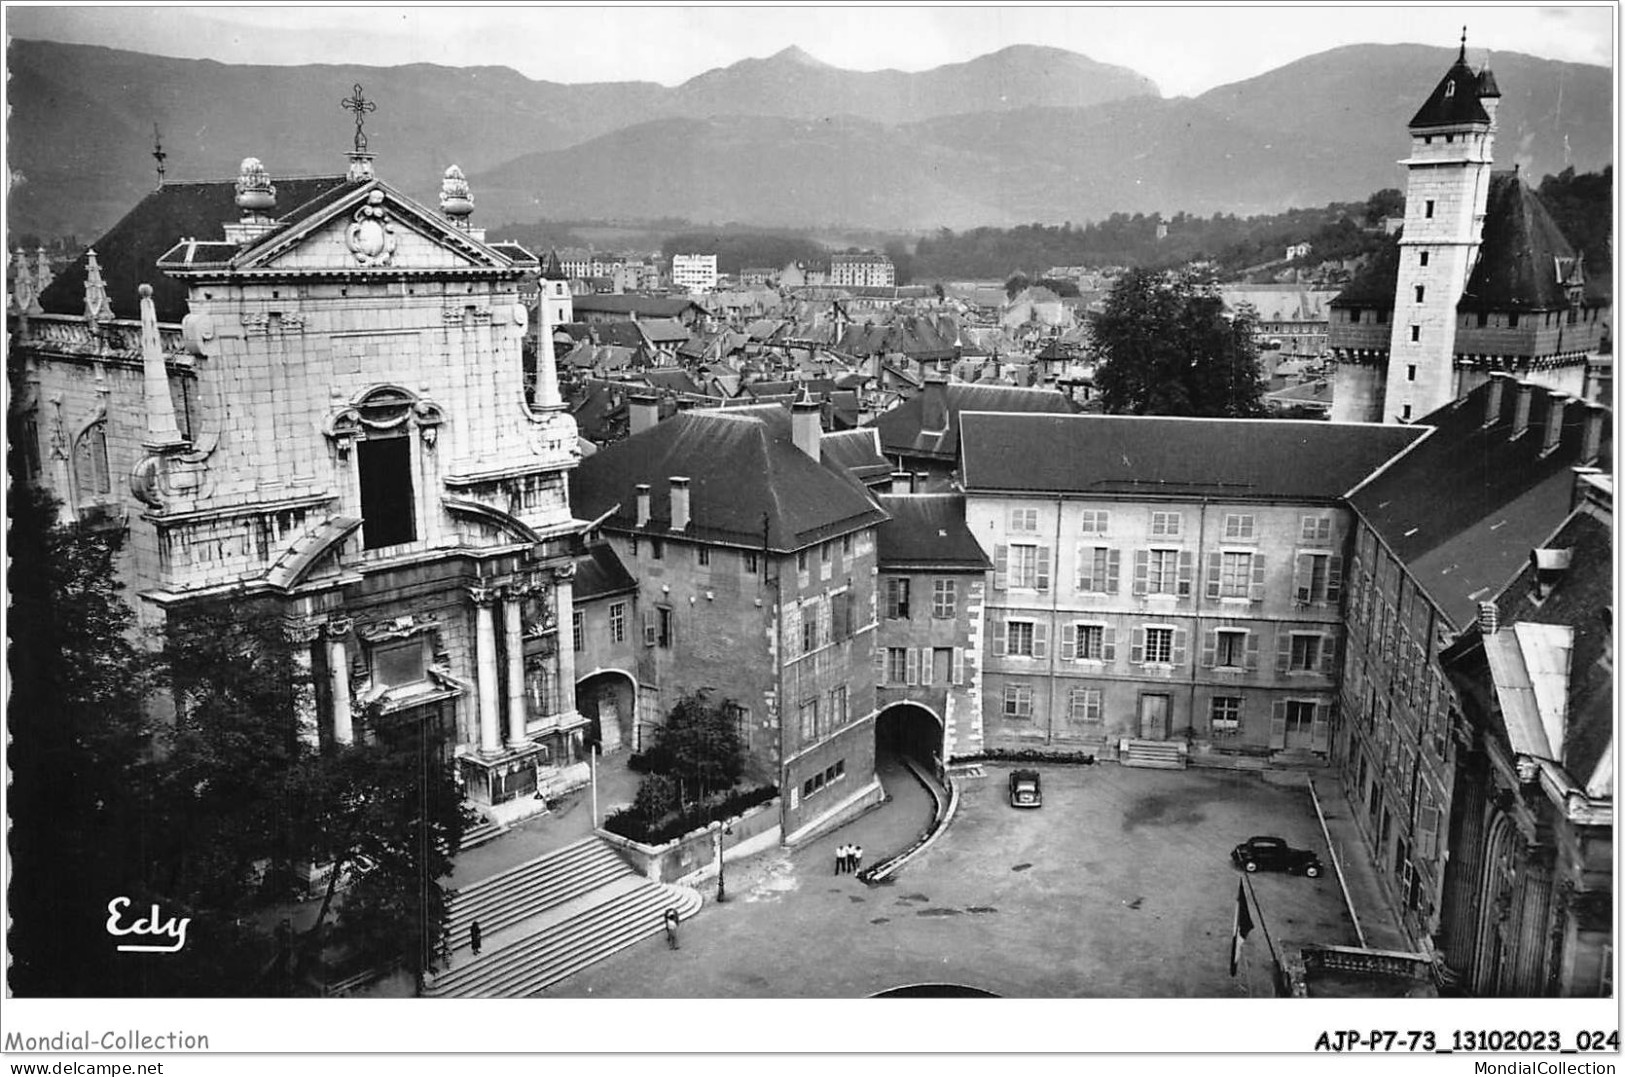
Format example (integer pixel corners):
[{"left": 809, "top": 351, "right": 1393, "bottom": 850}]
[{"left": 602, "top": 783, "right": 778, "bottom": 846}]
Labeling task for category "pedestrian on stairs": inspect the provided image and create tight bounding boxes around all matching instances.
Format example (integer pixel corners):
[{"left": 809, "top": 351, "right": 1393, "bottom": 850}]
[
  {"left": 469, "top": 920, "right": 483, "bottom": 957},
  {"left": 664, "top": 907, "right": 681, "bottom": 950}
]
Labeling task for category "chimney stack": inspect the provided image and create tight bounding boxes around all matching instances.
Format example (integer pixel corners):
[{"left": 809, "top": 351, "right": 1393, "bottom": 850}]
[
  {"left": 1511, "top": 381, "right": 1534, "bottom": 439},
  {"left": 1484, "top": 372, "right": 1512, "bottom": 427},
  {"left": 1541, "top": 392, "right": 1570, "bottom": 455},
  {"left": 669, "top": 476, "right": 690, "bottom": 532},
  {"left": 791, "top": 399, "right": 821, "bottom": 463},
  {"left": 921, "top": 374, "right": 949, "bottom": 435},
  {"left": 629, "top": 393, "right": 660, "bottom": 436},
  {"left": 1581, "top": 403, "right": 1607, "bottom": 465},
  {"left": 635, "top": 483, "right": 651, "bottom": 527}
]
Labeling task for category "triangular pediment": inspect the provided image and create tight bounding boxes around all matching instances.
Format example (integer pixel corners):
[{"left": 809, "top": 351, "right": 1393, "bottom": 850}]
[{"left": 236, "top": 182, "right": 516, "bottom": 273}]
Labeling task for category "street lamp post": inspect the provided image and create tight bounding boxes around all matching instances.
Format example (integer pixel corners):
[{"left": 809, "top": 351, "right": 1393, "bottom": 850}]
[{"left": 714, "top": 819, "right": 733, "bottom": 903}]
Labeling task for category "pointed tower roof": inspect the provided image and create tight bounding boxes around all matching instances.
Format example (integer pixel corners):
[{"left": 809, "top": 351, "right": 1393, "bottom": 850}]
[
  {"left": 1408, "top": 51, "right": 1492, "bottom": 129},
  {"left": 541, "top": 249, "right": 567, "bottom": 281},
  {"left": 1457, "top": 172, "right": 1601, "bottom": 312}
]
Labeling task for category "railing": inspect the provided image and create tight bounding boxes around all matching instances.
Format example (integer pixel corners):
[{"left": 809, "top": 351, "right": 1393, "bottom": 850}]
[{"left": 857, "top": 755, "right": 957, "bottom": 885}]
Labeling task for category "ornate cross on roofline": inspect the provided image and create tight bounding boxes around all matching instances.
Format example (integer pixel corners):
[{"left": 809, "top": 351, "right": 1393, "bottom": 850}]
[
  {"left": 342, "top": 83, "right": 377, "bottom": 154},
  {"left": 152, "top": 123, "right": 167, "bottom": 189}
]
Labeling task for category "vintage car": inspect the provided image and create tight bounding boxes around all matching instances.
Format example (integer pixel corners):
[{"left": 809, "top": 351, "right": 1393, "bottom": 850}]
[
  {"left": 1231, "top": 835, "right": 1323, "bottom": 877},
  {"left": 1008, "top": 769, "right": 1042, "bottom": 809}
]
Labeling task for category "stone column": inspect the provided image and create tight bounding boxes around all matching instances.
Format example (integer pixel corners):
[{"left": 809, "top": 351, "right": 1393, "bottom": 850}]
[
  {"left": 504, "top": 594, "right": 530, "bottom": 749},
  {"left": 554, "top": 569, "right": 578, "bottom": 718},
  {"left": 472, "top": 587, "right": 502, "bottom": 755},
  {"left": 284, "top": 619, "right": 322, "bottom": 749},
  {"left": 325, "top": 620, "right": 354, "bottom": 746}
]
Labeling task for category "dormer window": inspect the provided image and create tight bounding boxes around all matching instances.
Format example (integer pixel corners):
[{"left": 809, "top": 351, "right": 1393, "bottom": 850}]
[{"left": 1444, "top": 81, "right": 1455, "bottom": 97}]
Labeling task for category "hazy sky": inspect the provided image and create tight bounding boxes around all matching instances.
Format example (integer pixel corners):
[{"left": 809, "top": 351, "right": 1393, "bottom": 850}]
[{"left": 6, "top": 5, "right": 1614, "bottom": 97}]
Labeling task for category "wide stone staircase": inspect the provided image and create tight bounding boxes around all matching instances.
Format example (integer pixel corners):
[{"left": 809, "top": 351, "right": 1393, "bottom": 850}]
[
  {"left": 426, "top": 836, "right": 702, "bottom": 998},
  {"left": 1119, "top": 739, "right": 1188, "bottom": 770}
]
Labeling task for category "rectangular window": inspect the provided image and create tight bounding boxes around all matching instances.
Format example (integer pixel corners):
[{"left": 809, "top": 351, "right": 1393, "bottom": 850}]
[
  {"left": 1376, "top": 308, "right": 1387, "bottom": 325},
  {"left": 1410, "top": 325, "right": 1420, "bottom": 342},
  {"left": 1079, "top": 510, "right": 1110, "bottom": 535},
  {"left": 796, "top": 550, "right": 807, "bottom": 573},
  {"left": 1210, "top": 696, "right": 1241, "bottom": 736},
  {"left": 1289, "top": 634, "right": 1321, "bottom": 671},
  {"left": 608, "top": 602, "right": 626, "bottom": 644},
  {"left": 1150, "top": 511, "right": 1182, "bottom": 537},
  {"left": 931, "top": 579, "right": 957, "bottom": 618},
  {"left": 1076, "top": 546, "right": 1118, "bottom": 593},
  {"left": 1009, "top": 507, "right": 1038, "bottom": 532},
  {"left": 1406, "top": 365, "right": 1417, "bottom": 382},
  {"left": 697, "top": 546, "right": 710, "bottom": 567},
  {"left": 1222, "top": 514, "right": 1255, "bottom": 541},
  {"left": 1220, "top": 551, "right": 1253, "bottom": 598},
  {"left": 649, "top": 538, "right": 664, "bottom": 561},
  {"left": 830, "top": 685, "right": 847, "bottom": 729},
  {"left": 1147, "top": 549, "right": 1180, "bottom": 594},
  {"left": 1215, "top": 629, "right": 1246, "bottom": 668},
  {"left": 1003, "top": 684, "right": 1034, "bottom": 718},
  {"left": 1145, "top": 626, "right": 1174, "bottom": 664},
  {"left": 572, "top": 611, "right": 584, "bottom": 652},
  {"left": 657, "top": 607, "right": 674, "bottom": 648},
  {"left": 832, "top": 591, "right": 853, "bottom": 641},
  {"left": 1347, "top": 309, "right": 1360, "bottom": 325},
  {"left": 887, "top": 648, "right": 908, "bottom": 685},
  {"left": 821, "top": 541, "right": 832, "bottom": 564},
  {"left": 1424, "top": 200, "right": 1434, "bottom": 219},
  {"left": 842, "top": 533, "right": 853, "bottom": 556},
  {"left": 1076, "top": 624, "right": 1104, "bottom": 660},
  {"left": 1008, "top": 620, "right": 1036, "bottom": 657},
  {"left": 1401, "top": 404, "right": 1413, "bottom": 420},
  {"left": 357, "top": 436, "right": 417, "bottom": 549},
  {"left": 1414, "top": 285, "right": 1425, "bottom": 303},
  {"left": 1419, "top": 251, "right": 1429, "bottom": 267},
  {"left": 802, "top": 606, "right": 820, "bottom": 653},
  {"left": 1286, "top": 699, "right": 1316, "bottom": 734},
  {"left": 1068, "top": 687, "right": 1103, "bottom": 725},
  {"left": 799, "top": 699, "right": 819, "bottom": 742},
  {"left": 1477, "top": 311, "right": 1489, "bottom": 328},
  {"left": 373, "top": 637, "right": 427, "bottom": 686},
  {"left": 1294, "top": 552, "right": 1341, "bottom": 604},
  {"left": 885, "top": 577, "right": 911, "bottom": 619}
]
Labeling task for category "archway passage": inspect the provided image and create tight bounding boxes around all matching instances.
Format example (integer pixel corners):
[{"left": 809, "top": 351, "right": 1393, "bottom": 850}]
[
  {"left": 875, "top": 703, "right": 943, "bottom": 770},
  {"left": 575, "top": 670, "right": 636, "bottom": 755}
]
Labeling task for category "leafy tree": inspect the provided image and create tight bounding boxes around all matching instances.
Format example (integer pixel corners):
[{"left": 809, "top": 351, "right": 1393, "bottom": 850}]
[
  {"left": 1004, "top": 272, "right": 1030, "bottom": 300},
  {"left": 632, "top": 772, "right": 680, "bottom": 822},
  {"left": 642, "top": 689, "right": 743, "bottom": 807},
  {"left": 1090, "top": 267, "right": 1267, "bottom": 418}
]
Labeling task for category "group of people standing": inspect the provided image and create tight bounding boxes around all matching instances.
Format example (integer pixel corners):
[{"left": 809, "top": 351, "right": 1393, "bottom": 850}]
[{"left": 835, "top": 842, "right": 864, "bottom": 875}]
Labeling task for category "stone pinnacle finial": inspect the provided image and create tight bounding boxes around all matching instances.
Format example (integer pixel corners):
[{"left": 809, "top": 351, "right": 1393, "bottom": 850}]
[
  {"left": 440, "top": 165, "right": 474, "bottom": 226},
  {"left": 235, "top": 157, "right": 277, "bottom": 218},
  {"left": 83, "top": 248, "right": 114, "bottom": 322}
]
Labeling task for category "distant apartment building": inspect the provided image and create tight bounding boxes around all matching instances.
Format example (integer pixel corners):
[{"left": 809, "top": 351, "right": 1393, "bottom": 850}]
[
  {"left": 958, "top": 413, "right": 1423, "bottom": 765},
  {"left": 671, "top": 254, "right": 719, "bottom": 293},
  {"left": 830, "top": 252, "right": 896, "bottom": 289}
]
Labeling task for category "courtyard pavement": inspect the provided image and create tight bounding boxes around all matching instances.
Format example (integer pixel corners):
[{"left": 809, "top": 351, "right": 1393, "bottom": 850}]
[{"left": 538, "top": 762, "right": 1381, "bottom": 999}]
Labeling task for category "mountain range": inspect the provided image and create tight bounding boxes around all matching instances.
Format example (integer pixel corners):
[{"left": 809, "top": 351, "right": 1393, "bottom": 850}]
[{"left": 5, "top": 38, "right": 1611, "bottom": 240}]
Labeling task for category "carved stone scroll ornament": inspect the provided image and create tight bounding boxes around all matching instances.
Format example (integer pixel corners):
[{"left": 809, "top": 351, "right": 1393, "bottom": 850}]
[{"left": 345, "top": 190, "right": 397, "bottom": 267}]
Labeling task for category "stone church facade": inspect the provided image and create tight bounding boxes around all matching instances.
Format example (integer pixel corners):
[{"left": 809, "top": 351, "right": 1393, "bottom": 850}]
[{"left": 9, "top": 146, "right": 589, "bottom": 815}]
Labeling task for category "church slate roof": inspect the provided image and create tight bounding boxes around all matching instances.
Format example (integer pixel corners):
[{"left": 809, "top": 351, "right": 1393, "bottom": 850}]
[
  {"left": 1348, "top": 378, "right": 1609, "bottom": 629},
  {"left": 39, "top": 176, "right": 352, "bottom": 322},
  {"left": 961, "top": 412, "right": 1423, "bottom": 502},
  {"left": 568, "top": 408, "right": 888, "bottom": 553},
  {"left": 1408, "top": 57, "right": 1493, "bottom": 129},
  {"left": 1457, "top": 172, "right": 1605, "bottom": 312},
  {"left": 573, "top": 542, "right": 638, "bottom": 601},
  {"left": 820, "top": 428, "right": 892, "bottom": 487},
  {"left": 876, "top": 494, "right": 991, "bottom": 572}
]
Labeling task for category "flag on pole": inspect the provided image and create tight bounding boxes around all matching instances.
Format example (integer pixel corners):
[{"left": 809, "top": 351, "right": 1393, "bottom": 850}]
[{"left": 1230, "top": 879, "right": 1254, "bottom": 977}]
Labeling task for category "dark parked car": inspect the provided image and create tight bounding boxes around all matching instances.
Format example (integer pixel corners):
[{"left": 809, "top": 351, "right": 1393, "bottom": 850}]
[
  {"left": 1009, "top": 769, "right": 1042, "bottom": 809},
  {"left": 1232, "top": 836, "right": 1323, "bottom": 877}
]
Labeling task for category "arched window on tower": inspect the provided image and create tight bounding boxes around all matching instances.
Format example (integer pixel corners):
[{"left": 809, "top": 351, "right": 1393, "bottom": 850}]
[{"left": 71, "top": 419, "right": 115, "bottom": 525}]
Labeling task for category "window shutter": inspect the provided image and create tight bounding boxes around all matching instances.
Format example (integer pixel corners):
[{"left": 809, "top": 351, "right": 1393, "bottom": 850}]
[
  {"left": 1033, "top": 621, "right": 1048, "bottom": 659},
  {"left": 1250, "top": 554, "right": 1267, "bottom": 601},
  {"left": 1171, "top": 628, "right": 1188, "bottom": 667},
  {"left": 1327, "top": 555, "right": 1344, "bottom": 604},
  {"left": 1106, "top": 548, "right": 1122, "bottom": 594},
  {"left": 1061, "top": 623, "right": 1077, "bottom": 661},
  {"left": 1177, "top": 551, "right": 1194, "bottom": 596},
  {"left": 1102, "top": 625, "right": 1117, "bottom": 662},
  {"left": 819, "top": 598, "right": 832, "bottom": 647},
  {"left": 1320, "top": 634, "right": 1338, "bottom": 676},
  {"left": 1205, "top": 552, "right": 1223, "bottom": 600},
  {"left": 1294, "top": 553, "right": 1312, "bottom": 603},
  {"left": 784, "top": 604, "right": 802, "bottom": 657},
  {"left": 1201, "top": 628, "right": 1218, "bottom": 669},
  {"left": 993, "top": 618, "right": 1007, "bottom": 656},
  {"left": 1132, "top": 549, "right": 1149, "bottom": 596},
  {"left": 1311, "top": 703, "right": 1331, "bottom": 751},
  {"left": 952, "top": 647, "right": 964, "bottom": 686},
  {"left": 1129, "top": 627, "right": 1146, "bottom": 665},
  {"left": 1270, "top": 700, "right": 1288, "bottom": 748},
  {"left": 1036, "top": 546, "right": 1051, "bottom": 593},
  {"left": 905, "top": 647, "right": 920, "bottom": 685},
  {"left": 643, "top": 611, "right": 657, "bottom": 647},
  {"left": 874, "top": 645, "right": 886, "bottom": 680},
  {"left": 994, "top": 545, "right": 1008, "bottom": 590},
  {"left": 1244, "top": 632, "right": 1260, "bottom": 671},
  {"left": 1276, "top": 631, "right": 1293, "bottom": 673},
  {"left": 1075, "top": 545, "right": 1092, "bottom": 592}
]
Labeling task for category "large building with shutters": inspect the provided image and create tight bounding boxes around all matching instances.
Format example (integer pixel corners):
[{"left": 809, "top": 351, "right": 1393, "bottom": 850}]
[{"left": 958, "top": 412, "right": 1423, "bottom": 762}]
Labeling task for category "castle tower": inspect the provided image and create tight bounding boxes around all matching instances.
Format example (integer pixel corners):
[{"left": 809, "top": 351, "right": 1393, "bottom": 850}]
[{"left": 1381, "top": 35, "right": 1499, "bottom": 423}]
